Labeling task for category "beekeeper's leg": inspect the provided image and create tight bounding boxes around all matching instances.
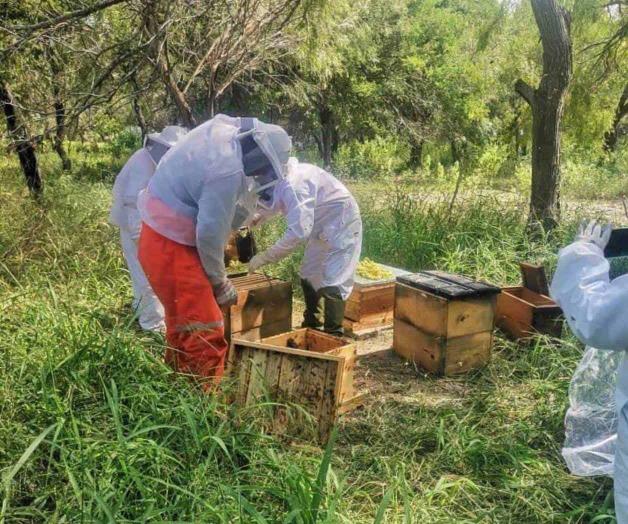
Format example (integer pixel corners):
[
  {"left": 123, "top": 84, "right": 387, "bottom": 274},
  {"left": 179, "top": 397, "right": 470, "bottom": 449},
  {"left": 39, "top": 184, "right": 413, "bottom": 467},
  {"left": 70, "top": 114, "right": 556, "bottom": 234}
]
[
  {"left": 300, "top": 238, "right": 326, "bottom": 330},
  {"left": 615, "top": 402, "right": 628, "bottom": 523},
  {"left": 120, "top": 228, "right": 165, "bottom": 331},
  {"left": 318, "top": 286, "right": 345, "bottom": 336},
  {"left": 138, "top": 223, "right": 228, "bottom": 383},
  {"left": 301, "top": 279, "right": 323, "bottom": 329},
  {"left": 319, "top": 214, "right": 362, "bottom": 337}
]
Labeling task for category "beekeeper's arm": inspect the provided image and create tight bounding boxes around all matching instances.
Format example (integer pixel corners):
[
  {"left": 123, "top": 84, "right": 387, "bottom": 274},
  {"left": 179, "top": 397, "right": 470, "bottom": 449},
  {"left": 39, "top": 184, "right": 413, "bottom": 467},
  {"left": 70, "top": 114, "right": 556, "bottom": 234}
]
[
  {"left": 248, "top": 181, "right": 315, "bottom": 271},
  {"left": 550, "top": 223, "right": 628, "bottom": 351},
  {"left": 196, "top": 175, "right": 241, "bottom": 304},
  {"left": 248, "top": 205, "right": 279, "bottom": 228}
]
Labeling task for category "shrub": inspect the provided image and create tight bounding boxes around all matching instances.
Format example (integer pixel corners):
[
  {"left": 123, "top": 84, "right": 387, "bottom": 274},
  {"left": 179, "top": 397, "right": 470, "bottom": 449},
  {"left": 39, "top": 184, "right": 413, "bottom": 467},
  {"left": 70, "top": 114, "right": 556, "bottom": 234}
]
[{"left": 334, "top": 136, "right": 411, "bottom": 179}]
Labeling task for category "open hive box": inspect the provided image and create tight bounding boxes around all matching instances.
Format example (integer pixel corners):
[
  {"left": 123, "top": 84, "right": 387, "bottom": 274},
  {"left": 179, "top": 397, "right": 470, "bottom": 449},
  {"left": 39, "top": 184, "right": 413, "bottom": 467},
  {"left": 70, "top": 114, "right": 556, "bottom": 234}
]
[
  {"left": 606, "top": 227, "right": 628, "bottom": 279},
  {"left": 393, "top": 271, "right": 500, "bottom": 375},
  {"left": 224, "top": 273, "right": 292, "bottom": 343},
  {"left": 344, "top": 264, "right": 410, "bottom": 337},
  {"left": 228, "top": 328, "right": 361, "bottom": 442},
  {"left": 496, "top": 264, "right": 562, "bottom": 339}
]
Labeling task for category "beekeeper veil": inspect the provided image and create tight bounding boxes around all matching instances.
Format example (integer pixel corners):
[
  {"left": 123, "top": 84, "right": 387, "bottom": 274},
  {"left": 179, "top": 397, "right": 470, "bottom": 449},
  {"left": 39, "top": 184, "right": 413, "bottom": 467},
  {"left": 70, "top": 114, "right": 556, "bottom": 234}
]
[
  {"left": 236, "top": 117, "right": 291, "bottom": 209},
  {"left": 144, "top": 125, "right": 188, "bottom": 165}
]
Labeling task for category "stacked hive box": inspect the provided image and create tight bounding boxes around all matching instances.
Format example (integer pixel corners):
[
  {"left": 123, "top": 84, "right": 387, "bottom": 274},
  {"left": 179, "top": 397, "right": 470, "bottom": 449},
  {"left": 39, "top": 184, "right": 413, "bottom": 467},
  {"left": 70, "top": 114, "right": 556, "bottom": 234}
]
[
  {"left": 224, "top": 273, "right": 292, "bottom": 343},
  {"left": 393, "top": 271, "right": 500, "bottom": 375},
  {"left": 229, "top": 328, "right": 361, "bottom": 442},
  {"left": 343, "top": 265, "right": 410, "bottom": 337}
]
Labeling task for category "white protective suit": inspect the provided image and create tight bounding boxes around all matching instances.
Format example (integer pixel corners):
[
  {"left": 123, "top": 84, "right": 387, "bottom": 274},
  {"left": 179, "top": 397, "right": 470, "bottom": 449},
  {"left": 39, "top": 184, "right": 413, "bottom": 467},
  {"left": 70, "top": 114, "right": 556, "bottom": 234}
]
[
  {"left": 251, "top": 159, "right": 362, "bottom": 299},
  {"left": 138, "top": 114, "right": 292, "bottom": 287},
  {"left": 109, "top": 126, "right": 187, "bottom": 331},
  {"left": 551, "top": 239, "right": 628, "bottom": 523}
]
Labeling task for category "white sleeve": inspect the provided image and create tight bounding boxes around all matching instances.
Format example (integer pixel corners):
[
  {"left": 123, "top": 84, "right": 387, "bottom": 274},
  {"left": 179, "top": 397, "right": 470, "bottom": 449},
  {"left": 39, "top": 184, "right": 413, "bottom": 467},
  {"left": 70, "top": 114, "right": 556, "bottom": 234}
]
[
  {"left": 196, "top": 176, "right": 240, "bottom": 285},
  {"left": 251, "top": 205, "right": 279, "bottom": 227},
  {"left": 262, "top": 181, "right": 316, "bottom": 264},
  {"left": 550, "top": 241, "right": 628, "bottom": 351}
]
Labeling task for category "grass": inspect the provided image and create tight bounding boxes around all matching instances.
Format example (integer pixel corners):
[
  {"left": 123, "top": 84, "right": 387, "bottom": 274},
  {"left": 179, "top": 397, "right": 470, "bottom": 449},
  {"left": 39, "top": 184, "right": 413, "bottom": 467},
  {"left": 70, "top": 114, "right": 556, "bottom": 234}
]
[{"left": 0, "top": 147, "right": 618, "bottom": 522}]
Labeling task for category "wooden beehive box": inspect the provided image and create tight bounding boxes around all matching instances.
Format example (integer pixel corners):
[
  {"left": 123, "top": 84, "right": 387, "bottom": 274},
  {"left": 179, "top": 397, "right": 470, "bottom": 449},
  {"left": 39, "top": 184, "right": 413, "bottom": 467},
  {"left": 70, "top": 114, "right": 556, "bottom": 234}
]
[
  {"left": 496, "top": 263, "right": 562, "bottom": 339},
  {"left": 606, "top": 228, "right": 628, "bottom": 279},
  {"left": 228, "top": 328, "right": 360, "bottom": 442},
  {"left": 393, "top": 271, "right": 500, "bottom": 375},
  {"left": 344, "top": 265, "right": 410, "bottom": 337},
  {"left": 224, "top": 273, "right": 292, "bottom": 343}
]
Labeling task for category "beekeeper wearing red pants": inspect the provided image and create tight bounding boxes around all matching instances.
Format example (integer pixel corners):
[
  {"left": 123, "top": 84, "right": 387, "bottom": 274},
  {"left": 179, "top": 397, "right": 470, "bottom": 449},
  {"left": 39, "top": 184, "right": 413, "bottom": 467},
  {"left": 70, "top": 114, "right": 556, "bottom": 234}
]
[{"left": 137, "top": 115, "right": 292, "bottom": 384}]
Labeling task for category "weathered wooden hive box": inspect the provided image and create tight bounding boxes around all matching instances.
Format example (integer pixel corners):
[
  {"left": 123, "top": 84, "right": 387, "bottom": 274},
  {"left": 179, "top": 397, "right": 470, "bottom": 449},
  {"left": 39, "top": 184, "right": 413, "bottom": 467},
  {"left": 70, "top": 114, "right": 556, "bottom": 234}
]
[
  {"left": 393, "top": 271, "right": 500, "bottom": 375},
  {"left": 228, "top": 328, "right": 360, "bottom": 442},
  {"left": 496, "top": 288, "right": 562, "bottom": 339},
  {"left": 224, "top": 273, "right": 292, "bottom": 343},
  {"left": 495, "top": 263, "right": 562, "bottom": 339},
  {"left": 344, "top": 265, "right": 410, "bottom": 337}
]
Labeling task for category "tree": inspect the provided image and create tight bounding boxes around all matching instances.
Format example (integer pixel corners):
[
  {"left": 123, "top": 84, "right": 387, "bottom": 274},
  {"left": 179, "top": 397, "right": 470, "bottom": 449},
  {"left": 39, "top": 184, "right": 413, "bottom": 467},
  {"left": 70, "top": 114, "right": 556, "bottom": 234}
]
[
  {"left": 0, "top": 78, "right": 43, "bottom": 196},
  {"left": 604, "top": 83, "right": 628, "bottom": 151},
  {"left": 0, "top": 0, "right": 135, "bottom": 193},
  {"left": 515, "top": 0, "right": 572, "bottom": 233},
  {"left": 138, "top": 0, "right": 308, "bottom": 127}
]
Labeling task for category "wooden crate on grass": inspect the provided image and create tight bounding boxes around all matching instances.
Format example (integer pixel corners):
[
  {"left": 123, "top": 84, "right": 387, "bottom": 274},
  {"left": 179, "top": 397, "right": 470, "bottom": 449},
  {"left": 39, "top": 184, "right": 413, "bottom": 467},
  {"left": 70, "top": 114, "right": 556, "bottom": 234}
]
[
  {"left": 393, "top": 271, "right": 500, "bottom": 375},
  {"left": 496, "top": 264, "right": 562, "bottom": 339},
  {"left": 344, "top": 265, "right": 410, "bottom": 337},
  {"left": 224, "top": 273, "right": 292, "bottom": 343},
  {"left": 228, "top": 328, "right": 361, "bottom": 442}
]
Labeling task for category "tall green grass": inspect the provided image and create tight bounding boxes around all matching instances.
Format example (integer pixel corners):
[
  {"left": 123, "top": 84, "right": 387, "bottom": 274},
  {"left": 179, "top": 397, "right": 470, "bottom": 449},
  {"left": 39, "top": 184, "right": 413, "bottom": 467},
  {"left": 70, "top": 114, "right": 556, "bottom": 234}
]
[{"left": 0, "top": 151, "right": 615, "bottom": 522}]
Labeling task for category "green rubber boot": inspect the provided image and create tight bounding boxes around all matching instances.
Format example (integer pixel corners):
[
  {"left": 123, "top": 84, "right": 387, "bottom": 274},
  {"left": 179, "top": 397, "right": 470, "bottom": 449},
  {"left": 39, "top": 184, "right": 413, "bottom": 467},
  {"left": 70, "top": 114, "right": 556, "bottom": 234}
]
[
  {"left": 301, "top": 279, "right": 323, "bottom": 329},
  {"left": 319, "top": 286, "right": 346, "bottom": 337}
]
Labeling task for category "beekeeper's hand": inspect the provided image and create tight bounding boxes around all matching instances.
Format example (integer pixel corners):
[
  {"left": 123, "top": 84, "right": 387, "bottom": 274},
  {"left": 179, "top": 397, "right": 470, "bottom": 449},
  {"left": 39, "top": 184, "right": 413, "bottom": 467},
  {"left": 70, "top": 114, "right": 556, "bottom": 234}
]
[
  {"left": 248, "top": 253, "right": 269, "bottom": 274},
  {"left": 249, "top": 213, "right": 263, "bottom": 228},
  {"left": 213, "top": 279, "right": 238, "bottom": 307},
  {"left": 575, "top": 220, "right": 612, "bottom": 251}
]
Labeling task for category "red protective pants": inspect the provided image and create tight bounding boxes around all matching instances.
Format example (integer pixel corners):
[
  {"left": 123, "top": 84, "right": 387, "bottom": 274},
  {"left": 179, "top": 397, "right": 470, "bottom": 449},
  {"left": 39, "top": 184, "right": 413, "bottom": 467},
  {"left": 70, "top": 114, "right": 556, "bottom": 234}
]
[{"left": 138, "top": 223, "right": 228, "bottom": 383}]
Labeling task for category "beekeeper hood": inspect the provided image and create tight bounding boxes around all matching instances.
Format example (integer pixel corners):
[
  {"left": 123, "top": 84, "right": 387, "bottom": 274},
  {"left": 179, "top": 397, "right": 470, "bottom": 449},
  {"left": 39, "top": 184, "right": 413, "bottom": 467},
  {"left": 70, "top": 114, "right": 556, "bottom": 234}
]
[
  {"left": 145, "top": 125, "right": 188, "bottom": 165},
  {"left": 236, "top": 117, "right": 291, "bottom": 209}
]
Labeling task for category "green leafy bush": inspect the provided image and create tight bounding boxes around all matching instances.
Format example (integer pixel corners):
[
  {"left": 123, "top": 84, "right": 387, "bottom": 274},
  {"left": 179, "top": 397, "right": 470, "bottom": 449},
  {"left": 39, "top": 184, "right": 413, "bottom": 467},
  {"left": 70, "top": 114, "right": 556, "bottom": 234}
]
[
  {"left": 110, "top": 126, "right": 142, "bottom": 158},
  {"left": 334, "top": 136, "right": 411, "bottom": 179}
]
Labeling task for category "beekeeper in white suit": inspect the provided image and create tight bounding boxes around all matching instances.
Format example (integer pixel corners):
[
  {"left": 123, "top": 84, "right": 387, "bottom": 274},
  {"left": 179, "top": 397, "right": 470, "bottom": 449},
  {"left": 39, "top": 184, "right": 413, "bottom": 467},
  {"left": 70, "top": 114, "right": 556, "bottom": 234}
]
[
  {"left": 248, "top": 158, "right": 362, "bottom": 336},
  {"left": 109, "top": 126, "right": 187, "bottom": 331},
  {"left": 137, "top": 115, "right": 292, "bottom": 382},
  {"left": 551, "top": 220, "right": 628, "bottom": 523}
]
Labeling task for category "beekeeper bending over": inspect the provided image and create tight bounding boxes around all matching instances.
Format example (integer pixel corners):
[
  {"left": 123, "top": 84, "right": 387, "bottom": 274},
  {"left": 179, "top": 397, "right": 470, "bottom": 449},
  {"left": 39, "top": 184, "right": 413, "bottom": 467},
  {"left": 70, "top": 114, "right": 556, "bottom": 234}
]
[
  {"left": 551, "top": 220, "right": 628, "bottom": 523},
  {"left": 109, "top": 126, "right": 187, "bottom": 331},
  {"left": 137, "top": 115, "right": 291, "bottom": 383},
  {"left": 248, "top": 158, "right": 362, "bottom": 336}
]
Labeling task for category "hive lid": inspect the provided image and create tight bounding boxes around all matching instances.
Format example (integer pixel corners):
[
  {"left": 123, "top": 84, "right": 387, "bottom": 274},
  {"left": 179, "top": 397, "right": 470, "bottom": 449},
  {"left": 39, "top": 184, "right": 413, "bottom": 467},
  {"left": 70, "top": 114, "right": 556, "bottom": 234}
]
[{"left": 396, "top": 271, "right": 500, "bottom": 299}]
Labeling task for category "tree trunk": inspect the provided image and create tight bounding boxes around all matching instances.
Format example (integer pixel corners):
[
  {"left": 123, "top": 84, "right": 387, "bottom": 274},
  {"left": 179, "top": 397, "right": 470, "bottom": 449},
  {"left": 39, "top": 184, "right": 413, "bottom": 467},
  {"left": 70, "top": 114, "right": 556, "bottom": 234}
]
[
  {"left": 143, "top": 1, "right": 196, "bottom": 128},
  {"left": 52, "top": 99, "right": 71, "bottom": 171},
  {"left": 0, "top": 79, "right": 43, "bottom": 196},
  {"left": 318, "top": 103, "right": 335, "bottom": 170},
  {"left": 131, "top": 77, "right": 148, "bottom": 142},
  {"left": 604, "top": 84, "right": 628, "bottom": 152},
  {"left": 515, "top": 0, "right": 572, "bottom": 233},
  {"left": 48, "top": 50, "right": 72, "bottom": 171},
  {"left": 410, "top": 139, "right": 424, "bottom": 166}
]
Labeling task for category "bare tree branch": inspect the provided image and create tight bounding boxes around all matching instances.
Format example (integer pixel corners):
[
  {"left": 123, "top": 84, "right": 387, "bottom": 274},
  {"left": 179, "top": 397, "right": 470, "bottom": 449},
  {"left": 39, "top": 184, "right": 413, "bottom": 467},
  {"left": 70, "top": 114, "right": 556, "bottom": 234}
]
[{"left": 515, "top": 79, "right": 536, "bottom": 107}]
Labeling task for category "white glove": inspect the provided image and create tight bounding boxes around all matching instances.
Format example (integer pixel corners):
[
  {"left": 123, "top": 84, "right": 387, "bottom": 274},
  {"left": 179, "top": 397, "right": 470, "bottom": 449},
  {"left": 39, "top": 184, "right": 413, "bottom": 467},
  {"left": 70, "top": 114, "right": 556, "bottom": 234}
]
[
  {"left": 248, "top": 253, "right": 268, "bottom": 274},
  {"left": 575, "top": 220, "right": 612, "bottom": 250},
  {"left": 213, "top": 279, "right": 238, "bottom": 307}
]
